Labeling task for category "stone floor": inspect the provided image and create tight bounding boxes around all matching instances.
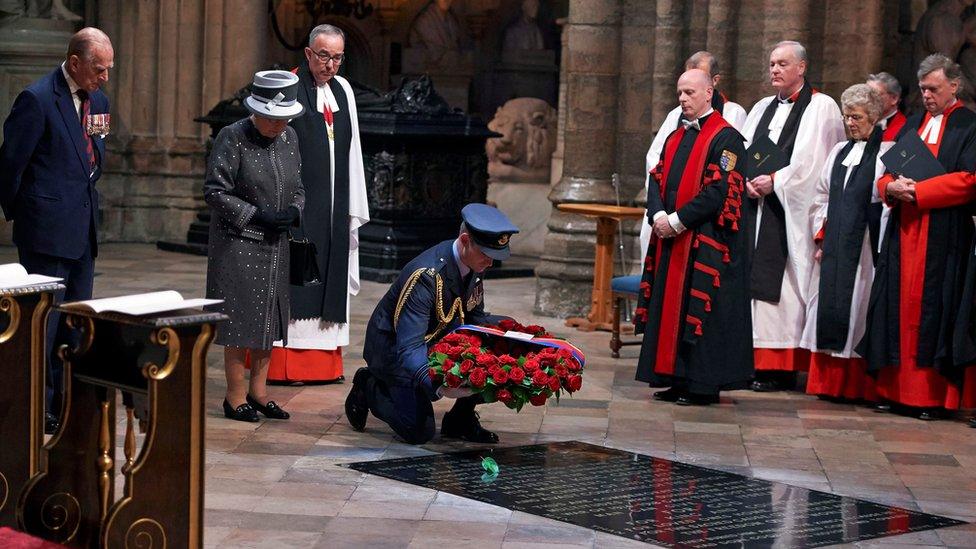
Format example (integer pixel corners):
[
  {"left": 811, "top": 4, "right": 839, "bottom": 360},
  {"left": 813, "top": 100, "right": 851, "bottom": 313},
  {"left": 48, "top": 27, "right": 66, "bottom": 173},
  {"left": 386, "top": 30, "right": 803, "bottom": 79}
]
[{"left": 5, "top": 243, "right": 976, "bottom": 548}]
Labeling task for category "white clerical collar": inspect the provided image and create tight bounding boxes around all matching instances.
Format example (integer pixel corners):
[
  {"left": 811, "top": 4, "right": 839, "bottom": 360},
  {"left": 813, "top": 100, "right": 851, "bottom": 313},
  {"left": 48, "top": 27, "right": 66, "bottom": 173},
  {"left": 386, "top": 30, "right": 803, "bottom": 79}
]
[
  {"left": 316, "top": 80, "right": 341, "bottom": 114},
  {"left": 60, "top": 62, "right": 81, "bottom": 96},
  {"left": 841, "top": 140, "right": 867, "bottom": 168},
  {"left": 452, "top": 239, "right": 471, "bottom": 279},
  {"left": 920, "top": 112, "right": 945, "bottom": 145},
  {"left": 879, "top": 110, "right": 897, "bottom": 130}
]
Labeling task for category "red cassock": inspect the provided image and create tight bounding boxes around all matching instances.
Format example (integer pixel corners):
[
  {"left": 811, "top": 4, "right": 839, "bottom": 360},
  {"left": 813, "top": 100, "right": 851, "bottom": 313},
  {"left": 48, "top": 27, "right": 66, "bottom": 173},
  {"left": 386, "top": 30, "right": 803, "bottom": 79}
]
[{"left": 859, "top": 100, "right": 976, "bottom": 409}]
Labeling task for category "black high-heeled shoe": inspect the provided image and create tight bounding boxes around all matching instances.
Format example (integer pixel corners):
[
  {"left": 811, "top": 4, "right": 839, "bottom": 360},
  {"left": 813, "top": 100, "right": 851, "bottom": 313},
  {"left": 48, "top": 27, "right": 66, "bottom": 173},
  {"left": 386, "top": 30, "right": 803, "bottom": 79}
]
[
  {"left": 246, "top": 394, "right": 290, "bottom": 420},
  {"left": 223, "top": 399, "right": 259, "bottom": 422}
]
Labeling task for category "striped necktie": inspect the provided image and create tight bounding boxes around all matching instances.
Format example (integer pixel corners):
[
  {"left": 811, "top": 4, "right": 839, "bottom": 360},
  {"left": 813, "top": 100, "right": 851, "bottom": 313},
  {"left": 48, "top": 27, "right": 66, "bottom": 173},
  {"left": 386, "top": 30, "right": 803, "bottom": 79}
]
[{"left": 77, "top": 90, "right": 96, "bottom": 171}]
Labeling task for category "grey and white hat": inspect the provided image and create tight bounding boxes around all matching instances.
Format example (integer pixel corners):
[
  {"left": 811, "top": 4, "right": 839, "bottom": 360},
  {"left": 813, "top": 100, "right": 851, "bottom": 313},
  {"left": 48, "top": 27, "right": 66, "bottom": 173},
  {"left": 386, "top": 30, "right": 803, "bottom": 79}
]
[{"left": 245, "top": 70, "right": 304, "bottom": 120}]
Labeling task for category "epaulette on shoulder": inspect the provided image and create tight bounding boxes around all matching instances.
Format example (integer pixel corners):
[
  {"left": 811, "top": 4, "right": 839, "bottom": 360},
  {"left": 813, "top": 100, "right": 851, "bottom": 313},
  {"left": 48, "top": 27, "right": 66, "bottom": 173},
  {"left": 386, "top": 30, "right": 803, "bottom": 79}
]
[{"left": 394, "top": 267, "right": 440, "bottom": 329}]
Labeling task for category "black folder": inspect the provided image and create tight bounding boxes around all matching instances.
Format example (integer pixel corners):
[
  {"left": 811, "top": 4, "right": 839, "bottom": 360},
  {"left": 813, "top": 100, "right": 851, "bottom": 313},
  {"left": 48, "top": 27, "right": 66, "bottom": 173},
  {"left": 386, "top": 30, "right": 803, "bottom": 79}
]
[
  {"left": 745, "top": 135, "right": 790, "bottom": 179},
  {"left": 880, "top": 130, "right": 946, "bottom": 181}
]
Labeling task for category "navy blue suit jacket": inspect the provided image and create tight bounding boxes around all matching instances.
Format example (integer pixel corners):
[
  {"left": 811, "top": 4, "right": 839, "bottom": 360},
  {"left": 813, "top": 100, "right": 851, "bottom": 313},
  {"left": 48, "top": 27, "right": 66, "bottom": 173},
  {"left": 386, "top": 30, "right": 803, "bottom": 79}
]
[
  {"left": 0, "top": 67, "right": 107, "bottom": 259},
  {"left": 363, "top": 240, "right": 498, "bottom": 399}
]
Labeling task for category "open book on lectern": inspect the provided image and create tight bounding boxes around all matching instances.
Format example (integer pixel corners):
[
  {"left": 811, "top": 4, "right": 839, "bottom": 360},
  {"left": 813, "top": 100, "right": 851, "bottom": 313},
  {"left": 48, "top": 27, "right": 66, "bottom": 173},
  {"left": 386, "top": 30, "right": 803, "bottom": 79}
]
[
  {"left": 0, "top": 263, "right": 63, "bottom": 289},
  {"left": 62, "top": 291, "right": 222, "bottom": 316}
]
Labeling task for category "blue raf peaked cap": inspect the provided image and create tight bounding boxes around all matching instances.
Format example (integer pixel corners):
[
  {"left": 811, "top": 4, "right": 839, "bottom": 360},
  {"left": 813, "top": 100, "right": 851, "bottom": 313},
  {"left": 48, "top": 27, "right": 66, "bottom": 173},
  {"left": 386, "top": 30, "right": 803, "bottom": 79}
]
[{"left": 461, "top": 203, "right": 520, "bottom": 260}]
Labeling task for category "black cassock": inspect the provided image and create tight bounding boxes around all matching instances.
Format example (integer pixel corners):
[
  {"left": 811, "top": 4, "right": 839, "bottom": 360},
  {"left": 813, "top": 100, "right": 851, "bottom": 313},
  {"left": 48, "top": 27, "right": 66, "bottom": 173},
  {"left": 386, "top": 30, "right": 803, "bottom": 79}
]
[
  {"left": 290, "top": 63, "right": 352, "bottom": 322},
  {"left": 635, "top": 113, "right": 753, "bottom": 394}
]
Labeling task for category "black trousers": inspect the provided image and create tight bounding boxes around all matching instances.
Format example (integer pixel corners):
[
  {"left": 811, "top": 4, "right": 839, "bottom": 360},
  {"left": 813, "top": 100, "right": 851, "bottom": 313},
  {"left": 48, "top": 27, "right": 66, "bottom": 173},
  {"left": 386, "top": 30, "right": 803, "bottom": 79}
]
[
  {"left": 363, "top": 370, "right": 478, "bottom": 445},
  {"left": 18, "top": 244, "right": 95, "bottom": 414}
]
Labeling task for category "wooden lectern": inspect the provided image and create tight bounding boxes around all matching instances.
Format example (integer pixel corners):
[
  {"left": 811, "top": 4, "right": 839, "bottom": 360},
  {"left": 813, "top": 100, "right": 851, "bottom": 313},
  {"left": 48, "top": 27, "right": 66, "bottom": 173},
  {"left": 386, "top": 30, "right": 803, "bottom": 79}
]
[
  {"left": 556, "top": 203, "right": 645, "bottom": 332},
  {"left": 18, "top": 306, "right": 225, "bottom": 548},
  {"left": 0, "top": 282, "right": 62, "bottom": 528}
]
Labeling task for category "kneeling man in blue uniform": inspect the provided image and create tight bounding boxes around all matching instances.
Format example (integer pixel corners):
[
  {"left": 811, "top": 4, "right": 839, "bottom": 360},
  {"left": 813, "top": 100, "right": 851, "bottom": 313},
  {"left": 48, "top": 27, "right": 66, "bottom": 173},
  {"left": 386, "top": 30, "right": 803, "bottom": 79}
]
[{"left": 345, "top": 204, "right": 519, "bottom": 444}]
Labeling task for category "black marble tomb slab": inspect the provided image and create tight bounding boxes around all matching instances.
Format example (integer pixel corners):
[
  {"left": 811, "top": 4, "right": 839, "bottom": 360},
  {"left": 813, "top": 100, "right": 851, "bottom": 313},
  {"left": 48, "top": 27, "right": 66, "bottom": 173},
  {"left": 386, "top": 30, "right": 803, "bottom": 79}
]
[{"left": 346, "top": 441, "right": 966, "bottom": 548}]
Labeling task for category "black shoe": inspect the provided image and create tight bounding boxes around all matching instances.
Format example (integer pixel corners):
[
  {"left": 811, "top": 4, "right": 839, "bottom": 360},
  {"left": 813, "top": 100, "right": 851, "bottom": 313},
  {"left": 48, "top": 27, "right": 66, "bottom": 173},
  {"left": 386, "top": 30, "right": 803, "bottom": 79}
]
[
  {"left": 918, "top": 408, "right": 942, "bottom": 421},
  {"left": 44, "top": 411, "right": 60, "bottom": 435},
  {"left": 652, "top": 387, "right": 684, "bottom": 402},
  {"left": 246, "top": 394, "right": 290, "bottom": 420},
  {"left": 345, "top": 368, "right": 370, "bottom": 432},
  {"left": 873, "top": 402, "right": 891, "bottom": 413},
  {"left": 750, "top": 380, "right": 780, "bottom": 392},
  {"left": 969, "top": 417, "right": 976, "bottom": 428},
  {"left": 223, "top": 399, "right": 259, "bottom": 422},
  {"left": 676, "top": 393, "right": 720, "bottom": 406},
  {"left": 441, "top": 410, "right": 499, "bottom": 443}
]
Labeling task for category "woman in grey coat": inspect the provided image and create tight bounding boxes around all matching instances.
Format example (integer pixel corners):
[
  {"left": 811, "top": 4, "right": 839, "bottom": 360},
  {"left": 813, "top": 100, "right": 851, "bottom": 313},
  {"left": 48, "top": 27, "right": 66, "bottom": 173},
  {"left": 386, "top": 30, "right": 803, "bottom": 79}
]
[{"left": 205, "top": 70, "right": 305, "bottom": 422}]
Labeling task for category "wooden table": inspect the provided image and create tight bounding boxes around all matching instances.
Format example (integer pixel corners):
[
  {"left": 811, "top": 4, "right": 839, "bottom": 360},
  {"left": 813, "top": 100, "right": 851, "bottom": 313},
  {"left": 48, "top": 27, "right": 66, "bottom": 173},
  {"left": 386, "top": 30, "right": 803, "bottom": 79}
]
[{"left": 557, "top": 203, "right": 646, "bottom": 332}]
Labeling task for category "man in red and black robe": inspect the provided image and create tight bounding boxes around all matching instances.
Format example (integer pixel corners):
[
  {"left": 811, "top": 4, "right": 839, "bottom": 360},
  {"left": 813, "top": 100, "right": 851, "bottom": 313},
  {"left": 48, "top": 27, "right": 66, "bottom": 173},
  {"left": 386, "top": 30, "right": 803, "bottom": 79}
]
[
  {"left": 867, "top": 71, "right": 907, "bottom": 142},
  {"left": 634, "top": 69, "right": 753, "bottom": 406},
  {"left": 858, "top": 54, "right": 976, "bottom": 419}
]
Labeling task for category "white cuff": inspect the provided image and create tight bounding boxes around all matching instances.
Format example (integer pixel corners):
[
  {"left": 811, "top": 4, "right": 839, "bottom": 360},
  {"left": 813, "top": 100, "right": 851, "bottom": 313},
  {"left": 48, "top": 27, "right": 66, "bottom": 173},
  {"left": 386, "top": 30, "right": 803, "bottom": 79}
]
[
  {"left": 652, "top": 210, "right": 667, "bottom": 222},
  {"left": 667, "top": 212, "right": 686, "bottom": 233}
]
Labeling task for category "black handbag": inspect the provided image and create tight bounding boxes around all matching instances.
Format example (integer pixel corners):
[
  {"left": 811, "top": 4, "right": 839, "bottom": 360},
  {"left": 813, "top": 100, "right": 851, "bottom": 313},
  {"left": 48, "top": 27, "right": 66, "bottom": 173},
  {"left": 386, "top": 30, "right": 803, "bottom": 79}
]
[{"left": 288, "top": 226, "right": 322, "bottom": 287}]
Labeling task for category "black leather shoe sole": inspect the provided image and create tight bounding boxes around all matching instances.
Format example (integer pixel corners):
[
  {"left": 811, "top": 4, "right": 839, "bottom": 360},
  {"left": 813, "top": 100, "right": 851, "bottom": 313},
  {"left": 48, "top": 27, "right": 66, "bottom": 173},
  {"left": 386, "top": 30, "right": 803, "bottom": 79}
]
[
  {"left": 750, "top": 380, "right": 779, "bottom": 392},
  {"left": 345, "top": 368, "right": 370, "bottom": 432},
  {"left": 918, "top": 408, "right": 942, "bottom": 421},
  {"left": 441, "top": 412, "right": 499, "bottom": 443},
  {"left": 676, "top": 393, "right": 719, "bottom": 406},
  {"left": 223, "top": 399, "right": 259, "bottom": 422},
  {"left": 247, "top": 394, "right": 290, "bottom": 420},
  {"left": 652, "top": 388, "right": 684, "bottom": 402}
]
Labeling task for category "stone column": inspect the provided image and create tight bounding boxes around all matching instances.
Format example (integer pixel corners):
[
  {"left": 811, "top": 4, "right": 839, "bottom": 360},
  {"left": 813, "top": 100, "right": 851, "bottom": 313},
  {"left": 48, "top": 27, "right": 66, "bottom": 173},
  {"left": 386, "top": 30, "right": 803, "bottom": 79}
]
[
  {"left": 534, "top": 0, "right": 621, "bottom": 317},
  {"left": 821, "top": 0, "right": 884, "bottom": 97},
  {"left": 705, "top": 0, "right": 738, "bottom": 99},
  {"left": 96, "top": 0, "right": 267, "bottom": 243},
  {"left": 616, "top": 0, "right": 656, "bottom": 272},
  {"left": 733, "top": 0, "right": 767, "bottom": 106},
  {"left": 549, "top": 17, "right": 569, "bottom": 188}
]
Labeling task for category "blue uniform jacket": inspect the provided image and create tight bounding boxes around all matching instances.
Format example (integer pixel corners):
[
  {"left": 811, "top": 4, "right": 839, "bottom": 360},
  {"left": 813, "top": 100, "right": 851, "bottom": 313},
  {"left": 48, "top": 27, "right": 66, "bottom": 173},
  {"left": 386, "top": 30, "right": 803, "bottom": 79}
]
[
  {"left": 0, "top": 67, "right": 108, "bottom": 259},
  {"left": 363, "top": 239, "right": 497, "bottom": 399}
]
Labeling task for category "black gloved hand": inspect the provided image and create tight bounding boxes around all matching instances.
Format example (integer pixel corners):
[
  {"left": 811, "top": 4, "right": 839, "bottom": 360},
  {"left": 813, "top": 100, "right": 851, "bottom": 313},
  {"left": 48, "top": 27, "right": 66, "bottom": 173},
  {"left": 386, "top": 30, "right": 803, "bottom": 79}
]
[
  {"left": 272, "top": 206, "right": 300, "bottom": 230},
  {"left": 251, "top": 208, "right": 279, "bottom": 230}
]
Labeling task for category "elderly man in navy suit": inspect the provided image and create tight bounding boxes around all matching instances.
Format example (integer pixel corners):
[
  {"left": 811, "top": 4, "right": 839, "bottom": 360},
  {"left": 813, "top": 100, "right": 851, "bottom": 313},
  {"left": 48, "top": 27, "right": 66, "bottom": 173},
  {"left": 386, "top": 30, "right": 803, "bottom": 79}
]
[
  {"left": 345, "top": 204, "right": 519, "bottom": 444},
  {"left": 0, "top": 27, "right": 114, "bottom": 434}
]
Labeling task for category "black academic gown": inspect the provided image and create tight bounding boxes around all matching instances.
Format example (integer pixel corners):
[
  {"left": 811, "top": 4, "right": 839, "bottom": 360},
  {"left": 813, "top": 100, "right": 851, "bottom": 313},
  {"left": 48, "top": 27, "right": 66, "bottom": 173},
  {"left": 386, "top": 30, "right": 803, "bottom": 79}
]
[
  {"left": 815, "top": 131, "right": 883, "bottom": 351},
  {"left": 635, "top": 114, "right": 754, "bottom": 394}
]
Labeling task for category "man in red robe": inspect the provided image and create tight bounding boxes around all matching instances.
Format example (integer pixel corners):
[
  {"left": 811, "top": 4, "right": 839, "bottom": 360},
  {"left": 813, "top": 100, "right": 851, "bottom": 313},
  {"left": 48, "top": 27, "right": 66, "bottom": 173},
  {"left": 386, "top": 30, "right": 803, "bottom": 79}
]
[
  {"left": 858, "top": 54, "right": 976, "bottom": 420},
  {"left": 634, "top": 69, "right": 752, "bottom": 406},
  {"left": 867, "top": 72, "right": 906, "bottom": 142}
]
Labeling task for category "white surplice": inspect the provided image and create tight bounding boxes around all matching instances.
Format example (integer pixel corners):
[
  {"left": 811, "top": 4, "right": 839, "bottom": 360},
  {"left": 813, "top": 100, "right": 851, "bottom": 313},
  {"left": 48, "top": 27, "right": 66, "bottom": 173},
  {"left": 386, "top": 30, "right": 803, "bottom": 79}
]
[
  {"left": 274, "top": 74, "right": 370, "bottom": 350},
  {"left": 799, "top": 139, "right": 893, "bottom": 357},
  {"left": 742, "top": 93, "right": 846, "bottom": 348}
]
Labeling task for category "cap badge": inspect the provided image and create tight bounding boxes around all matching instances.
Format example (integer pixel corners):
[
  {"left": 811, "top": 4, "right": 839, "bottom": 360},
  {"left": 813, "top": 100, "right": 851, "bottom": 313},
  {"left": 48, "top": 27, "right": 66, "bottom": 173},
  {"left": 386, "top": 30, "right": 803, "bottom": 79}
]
[{"left": 497, "top": 234, "right": 510, "bottom": 246}]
